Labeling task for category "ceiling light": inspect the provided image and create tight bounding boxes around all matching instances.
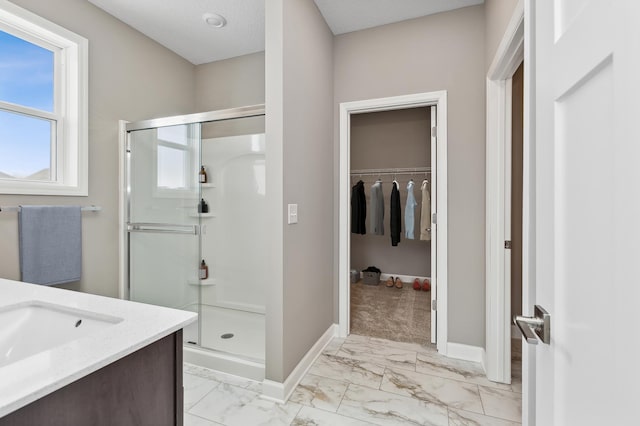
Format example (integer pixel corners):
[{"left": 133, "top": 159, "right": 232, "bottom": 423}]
[{"left": 203, "top": 13, "right": 227, "bottom": 28}]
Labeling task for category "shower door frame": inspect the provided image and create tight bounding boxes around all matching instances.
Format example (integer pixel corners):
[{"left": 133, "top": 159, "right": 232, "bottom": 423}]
[{"left": 118, "top": 104, "right": 266, "bottom": 302}]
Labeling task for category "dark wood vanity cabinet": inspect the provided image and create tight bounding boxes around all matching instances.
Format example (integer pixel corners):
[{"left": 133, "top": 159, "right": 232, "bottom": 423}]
[{"left": 0, "top": 330, "right": 184, "bottom": 426}]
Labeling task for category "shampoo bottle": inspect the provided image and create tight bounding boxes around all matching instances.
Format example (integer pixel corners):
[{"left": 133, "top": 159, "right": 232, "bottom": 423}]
[
  {"left": 199, "top": 166, "right": 208, "bottom": 183},
  {"left": 199, "top": 260, "right": 209, "bottom": 280},
  {"left": 198, "top": 198, "right": 209, "bottom": 213}
]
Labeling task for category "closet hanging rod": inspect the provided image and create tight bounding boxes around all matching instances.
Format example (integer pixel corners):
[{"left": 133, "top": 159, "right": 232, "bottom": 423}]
[
  {"left": 350, "top": 167, "right": 431, "bottom": 176},
  {"left": 0, "top": 205, "right": 102, "bottom": 213}
]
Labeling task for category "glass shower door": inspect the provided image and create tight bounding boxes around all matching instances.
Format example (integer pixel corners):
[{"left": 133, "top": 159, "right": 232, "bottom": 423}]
[{"left": 127, "top": 123, "right": 201, "bottom": 344}]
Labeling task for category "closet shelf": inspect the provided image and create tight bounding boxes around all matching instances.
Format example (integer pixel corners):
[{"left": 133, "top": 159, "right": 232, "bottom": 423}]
[{"left": 350, "top": 167, "right": 431, "bottom": 176}]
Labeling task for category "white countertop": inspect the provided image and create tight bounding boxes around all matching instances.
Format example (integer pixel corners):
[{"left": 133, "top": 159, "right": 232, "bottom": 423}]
[{"left": 0, "top": 278, "right": 197, "bottom": 418}]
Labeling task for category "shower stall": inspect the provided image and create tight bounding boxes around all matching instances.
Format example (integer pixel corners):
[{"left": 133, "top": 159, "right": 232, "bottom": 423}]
[{"left": 123, "top": 105, "right": 266, "bottom": 380}]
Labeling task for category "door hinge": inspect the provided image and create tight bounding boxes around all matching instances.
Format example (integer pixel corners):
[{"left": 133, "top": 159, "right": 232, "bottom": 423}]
[
  {"left": 431, "top": 299, "right": 437, "bottom": 311},
  {"left": 432, "top": 213, "right": 437, "bottom": 224},
  {"left": 505, "top": 240, "right": 512, "bottom": 249},
  {"left": 431, "top": 126, "right": 437, "bottom": 138}
]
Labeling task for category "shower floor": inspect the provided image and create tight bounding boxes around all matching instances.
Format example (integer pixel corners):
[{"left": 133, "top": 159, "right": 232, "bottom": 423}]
[{"left": 198, "top": 304, "right": 265, "bottom": 361}]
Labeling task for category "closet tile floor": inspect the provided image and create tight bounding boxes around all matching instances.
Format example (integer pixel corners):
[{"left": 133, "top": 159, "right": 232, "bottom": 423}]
[
  {"left": 183, "top": 334, "right": 523, "bottom": 425},
  {"left": 350, "top": 280, "right": 432, "bottom": 345}
]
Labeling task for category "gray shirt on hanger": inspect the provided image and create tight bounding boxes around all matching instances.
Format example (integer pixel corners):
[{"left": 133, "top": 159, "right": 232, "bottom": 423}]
[{"left": 370, "top": 181, "right": 384, "bottom": 235}]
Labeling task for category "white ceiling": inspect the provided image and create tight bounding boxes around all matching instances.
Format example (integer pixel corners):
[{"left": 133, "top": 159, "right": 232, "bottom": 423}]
[
  {"left": 87, "top": 0, "right": 265, "bottom": 65},
  {"left": 87, "top": 0, "right": 483, "bottom": 65},
  {"left": 314, "top": 0, "right": 484, "bottom": 35}
]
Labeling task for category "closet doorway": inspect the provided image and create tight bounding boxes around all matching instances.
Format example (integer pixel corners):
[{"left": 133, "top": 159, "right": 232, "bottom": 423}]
[{"left": 338, "top": 91, "right": 448, "bottom": 354}]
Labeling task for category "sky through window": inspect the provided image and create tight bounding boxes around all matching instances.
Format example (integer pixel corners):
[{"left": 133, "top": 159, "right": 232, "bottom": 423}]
[{"left": 0, "top": 30, "right": 54, "bottom": 179}]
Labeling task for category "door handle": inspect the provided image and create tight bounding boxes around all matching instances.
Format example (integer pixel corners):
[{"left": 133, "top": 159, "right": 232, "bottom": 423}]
[
  {"left": 514, "top": 305, "right": 551, "bottom": 345},
  {"left": 514, "top": 316, "right": 542, "bottom": 345}
]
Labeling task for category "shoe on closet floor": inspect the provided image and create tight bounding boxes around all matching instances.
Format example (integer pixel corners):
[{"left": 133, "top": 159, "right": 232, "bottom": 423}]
[
  {"left": 413, "top": 278, "right": 421, "bottom": 290},
  {"left": 395, "top": 278, "right": 403, "bottom": 289},
  {"left": 385, "top": 277, "right": 395, "bottom": 287},
  {"left": 422, "top": 279, "right": 431, "bottom": 291}
]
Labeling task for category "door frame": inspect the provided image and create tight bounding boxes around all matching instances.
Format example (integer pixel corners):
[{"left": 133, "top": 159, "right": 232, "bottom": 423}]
[
  {"left": 338, "top": 91, "right": 449, "bottom": 355},
  {"left": 485, "top": 0, "right": 531, "bottom": 382},
  {"left": 485, "top": 1, "right": 535, "bottom": 423}
]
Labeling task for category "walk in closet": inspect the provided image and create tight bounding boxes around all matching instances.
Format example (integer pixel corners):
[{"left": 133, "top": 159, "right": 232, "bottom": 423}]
[{"left": 349, "top": 107, "right": 435, "bottom": 346}]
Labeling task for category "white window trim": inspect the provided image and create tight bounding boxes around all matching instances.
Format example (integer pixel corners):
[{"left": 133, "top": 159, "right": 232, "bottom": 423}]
[{"left": 0, "top": 0, "right": 88, "bottom": 196}]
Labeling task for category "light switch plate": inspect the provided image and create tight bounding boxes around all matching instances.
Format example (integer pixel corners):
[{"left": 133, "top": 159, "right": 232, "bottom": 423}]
[{"left": 288, "top": 203, "right": 298, "bottom": 224}]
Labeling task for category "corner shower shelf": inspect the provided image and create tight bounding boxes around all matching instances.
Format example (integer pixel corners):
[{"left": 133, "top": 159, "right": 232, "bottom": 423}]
[
  {"left": 188, "top": 278, "right": 216, "bottom": 286},
  {"left": 189, "top": 212, "right": 216, "bottom": 218}
]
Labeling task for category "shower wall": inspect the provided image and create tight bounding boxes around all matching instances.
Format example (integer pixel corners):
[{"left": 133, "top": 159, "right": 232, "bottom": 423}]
[{"left": 200, "top": 133, "right": 267, "bottom": 314}]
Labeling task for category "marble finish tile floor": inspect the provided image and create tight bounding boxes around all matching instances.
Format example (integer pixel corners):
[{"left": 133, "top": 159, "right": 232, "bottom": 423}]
[{"left": 184, "top": 334, "right": 522, "bottom": 425}]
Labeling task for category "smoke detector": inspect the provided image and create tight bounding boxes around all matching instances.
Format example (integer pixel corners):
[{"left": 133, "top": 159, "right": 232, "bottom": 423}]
[{"left": 203, "top": 13, "right": 227, "bottom": 28}]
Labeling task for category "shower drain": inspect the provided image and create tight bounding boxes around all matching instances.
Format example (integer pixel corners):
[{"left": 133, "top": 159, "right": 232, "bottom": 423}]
[{"left": 220, "top": 333, "right": 234, "bottom": 339}]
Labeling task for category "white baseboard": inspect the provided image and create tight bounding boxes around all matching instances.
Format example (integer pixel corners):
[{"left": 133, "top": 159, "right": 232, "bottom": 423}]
[
  {"left": 261, "top": 323, "right": 337, "bottom": 403},
  {"left": 261, "top": 380, "right": 286, "bottom": 403},
  {"left": 480, "top": 347, "right": 487, "bottom": 373},
  {"left": 446, "top": 342, "right": 485, "bottom": 364}
]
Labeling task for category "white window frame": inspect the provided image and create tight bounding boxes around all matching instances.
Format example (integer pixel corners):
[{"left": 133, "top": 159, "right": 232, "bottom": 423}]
[{"left": 0, "top": 0, "right": 88, "bottom": 196}]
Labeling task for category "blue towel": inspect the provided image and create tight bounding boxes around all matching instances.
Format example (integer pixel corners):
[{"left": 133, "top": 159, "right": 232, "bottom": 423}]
[{"left": 19, "top": 206, "right": 82, "bottom": 285}]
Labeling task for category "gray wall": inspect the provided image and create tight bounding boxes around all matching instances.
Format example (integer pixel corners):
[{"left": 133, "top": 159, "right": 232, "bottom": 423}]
[
  {"left": 281, "top": 0, "right": 334, "bottom": 380},
  {"left": 484, "top": 0, "right": 520, "bottom": 69},
  {"left": 195, "top": 52, "right": 265, "bottom": 140},
  {"left": 195, "top": 51, "right": 265, "bottom": 111},
  {"left": 350, "top": 108, "right": 431, "bottom": 278},
  {"left": 264, "top": 0, "right": 285, "bottom": 382},
  {"left": 265, "top": 0, "right": 334, "bottom": 382},
  {"left": 0, "top": 0, "right": 195, "bottom": 297},
  {"left": 350, "top": 109, "right": 431, "bottom": 170},
  {"left": 333, "top": 5, "right": 486, "bottom": 347}
]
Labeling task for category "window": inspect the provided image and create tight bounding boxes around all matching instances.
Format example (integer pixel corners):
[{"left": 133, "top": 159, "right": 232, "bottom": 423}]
[
  {"left": 156, "top": 126, "right": 190, "bottom": 191},
  {"left": 153, "top": 124, "right": 200, "bottom": 198},
  {"left": 0, "top": 0, "right": 88, "bottom": 195}
]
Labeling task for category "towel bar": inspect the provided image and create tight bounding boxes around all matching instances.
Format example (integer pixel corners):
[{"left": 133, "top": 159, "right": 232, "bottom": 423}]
[
  {"left": 0, "top": 205, "right": 101, "bottom": 212},
  {"left": 127, "top": 223, "right": 199, "bottom": 235}
]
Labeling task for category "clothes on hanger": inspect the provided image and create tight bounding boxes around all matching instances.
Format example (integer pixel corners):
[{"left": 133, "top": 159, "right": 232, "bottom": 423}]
[
  {"left": 370, "top": 180, "right": 384, "bottom": 235},
  {"left": 390, "top": 181, "right": 401, "bottom": 246},
  {"left": 404, "top": 180, "right": 418, "bottom": 239},
  {"left": 420, "top": 179, "right": 431, "bottom": 241},
  {"left": 351, "top": 180, "right": 366, "bottom": 234}
]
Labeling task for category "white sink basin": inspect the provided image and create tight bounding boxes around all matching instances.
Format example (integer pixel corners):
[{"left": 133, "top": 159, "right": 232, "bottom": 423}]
[{"left": 0, "top": 301, "right": 123, "bottom": 368}]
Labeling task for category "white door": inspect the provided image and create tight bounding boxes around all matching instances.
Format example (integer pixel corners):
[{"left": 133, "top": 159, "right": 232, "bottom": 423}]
[{"left": 532, "top": 1, "right": 640, "bottom": 424}]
